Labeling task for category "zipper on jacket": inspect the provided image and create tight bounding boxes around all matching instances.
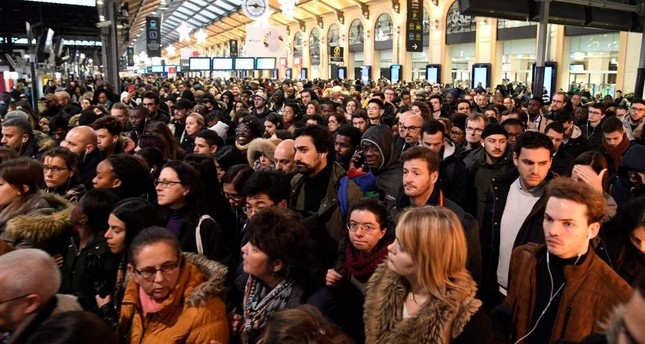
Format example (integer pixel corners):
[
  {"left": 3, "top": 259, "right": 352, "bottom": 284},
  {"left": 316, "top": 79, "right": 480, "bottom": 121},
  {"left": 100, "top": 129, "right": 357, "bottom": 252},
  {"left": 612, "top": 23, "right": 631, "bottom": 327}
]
[{"left": 559, "top": 306, "right": 572, "bottom": 339}]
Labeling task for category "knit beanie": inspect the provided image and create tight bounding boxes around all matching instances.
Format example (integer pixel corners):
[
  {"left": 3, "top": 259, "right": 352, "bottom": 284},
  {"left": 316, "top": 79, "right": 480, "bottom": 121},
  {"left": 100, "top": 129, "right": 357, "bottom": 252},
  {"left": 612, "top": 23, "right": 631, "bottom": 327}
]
[{"left": 482, "top": 123, "right": 508, "bottom": 139}]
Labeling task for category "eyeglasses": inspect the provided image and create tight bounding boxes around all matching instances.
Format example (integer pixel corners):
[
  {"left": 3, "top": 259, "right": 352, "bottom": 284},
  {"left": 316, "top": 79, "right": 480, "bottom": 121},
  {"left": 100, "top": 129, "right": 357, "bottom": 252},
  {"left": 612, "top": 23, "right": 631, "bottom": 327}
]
[
  {"left": 450, "top": 129, "right": 465, "bottom": 136},
  {"left": 466, "top": 127, "right": 483, "bottom": 134},
  {"left": 133, "top": 261, "right": 180, "bottom": 280},
  {"left": 347, "top": 222, "right": 379, "bottom": 233},
  {"left": 0, "top": 294, "right": 29, "bottom": 305},
  {"left": 400, "top": 125, "right": 420, "bottom": 132},
  {"left": 154, "top": 179, "right": 182, "bottom": 189},
  {"left": 366, "top": 106, "right": 380, "bottom": 111},
  {"left": 43, "top": 165, "right": 69, "bottom": 174},
  {"left": 630, "top": 107, "right": 645, "bottom": 112},
  {"left": 224, "top": 192, "right": 242, "bottom": 202},
  {"left": 235, "top": 126, "right": 252, "bottom": 134},
  {"left": 243, "top": 205, "right": 269, "bottom": 216},
  {"left": 588, "top": 110, "right": 603, "bottom": 115}
]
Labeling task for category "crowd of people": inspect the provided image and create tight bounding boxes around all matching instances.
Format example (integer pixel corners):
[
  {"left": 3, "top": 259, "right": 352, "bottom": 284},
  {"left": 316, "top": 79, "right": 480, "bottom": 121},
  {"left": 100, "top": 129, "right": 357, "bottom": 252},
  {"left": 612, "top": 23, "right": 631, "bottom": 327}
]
[{"left": 0, "top": 75, "right": 643, "bottom": 344}]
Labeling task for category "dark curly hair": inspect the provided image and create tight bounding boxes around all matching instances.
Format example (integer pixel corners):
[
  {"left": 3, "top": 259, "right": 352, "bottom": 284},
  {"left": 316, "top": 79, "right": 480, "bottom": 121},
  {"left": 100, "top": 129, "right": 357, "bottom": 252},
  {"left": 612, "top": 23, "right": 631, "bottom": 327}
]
[
  {"left": 106, "top": 153, "right": 156, "bottom": 202},
  {"left": 246, "top": 207, "right": 310, "bottom": 287},
  {"left": 111, "top": 198, "right": 162, "bottom": 261}
]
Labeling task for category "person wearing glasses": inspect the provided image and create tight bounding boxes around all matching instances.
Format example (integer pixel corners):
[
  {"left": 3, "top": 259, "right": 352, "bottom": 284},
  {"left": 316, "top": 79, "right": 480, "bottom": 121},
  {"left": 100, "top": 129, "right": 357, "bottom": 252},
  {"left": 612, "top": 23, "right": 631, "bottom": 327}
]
[
  {"left": 156, "top": 161, "right": 230, "bottom": 267},
  {"left": 364, "top": 206, "right": 492, "bottom": 344},
  {"left": 0, "top": 158, "right": 72, "bottom": 256},
  {"left": 622, "top": 99, "right": 645, "bottom": 143},
  {"left": 398, "top": 112, "right": 424, "bottom": 152},
  {"left": 0, "top": 249, "right": 83, "bottom": 344},
  {"left": 119, "top": 226, "right": 229, "bottom": 344},
  {"left": 366, "top": 98, "right": 384, "bottom": 126},
  {"left": 460, "top": 113, "right": 488, "bottom": 158},
  {"left": 141, "top": 92, "right": 170, "bottom": 124},
  {"left": 581, "top": 103, "right": 607, "bottom": 151},
  {"left": 313, "top": 198, "right": 393, "bottom": 343},
  {"left": 42, "top": 146, "right": 86, "bottom": 204}
]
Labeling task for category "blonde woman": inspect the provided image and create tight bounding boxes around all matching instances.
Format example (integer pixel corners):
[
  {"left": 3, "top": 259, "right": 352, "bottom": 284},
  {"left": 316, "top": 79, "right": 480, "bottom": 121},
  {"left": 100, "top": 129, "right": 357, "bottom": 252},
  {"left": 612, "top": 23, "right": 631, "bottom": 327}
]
[
  {"left": 364, "top": 206, "right": 493, "bottom": 344},
  {"left": 180, "top": 112, "right": 205, "bottom": 153}
]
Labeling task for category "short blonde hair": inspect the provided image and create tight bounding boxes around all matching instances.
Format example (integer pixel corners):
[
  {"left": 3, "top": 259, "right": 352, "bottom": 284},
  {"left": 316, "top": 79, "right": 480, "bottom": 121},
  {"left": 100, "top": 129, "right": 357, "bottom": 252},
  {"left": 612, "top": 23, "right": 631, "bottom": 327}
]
[
  {"left": 396, "top": 206, "right": 471, "bottom": 302},
  {"left": 187, "top": 112, "right": 205, "bottom": 130}
]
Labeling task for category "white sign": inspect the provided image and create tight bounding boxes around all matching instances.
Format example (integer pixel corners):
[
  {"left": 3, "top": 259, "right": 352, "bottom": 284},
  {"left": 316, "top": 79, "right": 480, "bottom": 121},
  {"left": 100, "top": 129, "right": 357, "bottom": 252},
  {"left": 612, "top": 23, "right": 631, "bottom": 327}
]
[{"left": 245, "top": 23, "right": 287, "bottom": 58}]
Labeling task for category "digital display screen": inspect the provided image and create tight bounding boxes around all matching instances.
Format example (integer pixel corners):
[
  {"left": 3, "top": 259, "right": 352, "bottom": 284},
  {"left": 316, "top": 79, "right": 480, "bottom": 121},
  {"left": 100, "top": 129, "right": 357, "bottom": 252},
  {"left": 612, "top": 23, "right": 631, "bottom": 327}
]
[
  {"left": 189, "top": 57, "right": 211, "bottom": 71},
  {"left": 151, "top": 65, "right": 164, "bottom": 73},
  {"left": 426, "top": 66, "right": 439, "bottom": 84},
  {"left": 256, "top": 57, "right": 276, "bottom": 70},
  {"left": 543, "top": 65, "right": 554, "bottom": 100},
  {"left": 234, "top": 58, "right": 254, "bottom": 70},
  {"left": 212, "top": 58, "right": 233, "bottom": 71},
  {"left": 473, "top": 66, "right": 489, "bottom": 89},
  {"left": 286, "top": 68, "right": 292, "bottom": 79},
  {"left": 338, "top": 67, "right": 346, "bottom": 80},
  {"left": 390, "top": 65, "right": 402, "bottom": 83},
  {"left": 300, "top": 68, "right": 307, "bottom": 80},
  {"left": 361, "top": 66, "right": 371, "bottom": 84}
]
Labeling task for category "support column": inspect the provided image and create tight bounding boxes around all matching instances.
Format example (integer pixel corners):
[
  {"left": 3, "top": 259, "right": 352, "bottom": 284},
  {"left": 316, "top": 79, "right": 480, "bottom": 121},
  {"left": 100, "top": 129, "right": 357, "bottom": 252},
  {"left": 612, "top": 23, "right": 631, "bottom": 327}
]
[
  {"left": 634, "top": 24, "right": 645, "bottom": 99},
  {"left": 101, "top": 0, "right": 120, "bottom": 87},
  {"left": 533, "top": 0, "right": 550, "bottom": 98}
]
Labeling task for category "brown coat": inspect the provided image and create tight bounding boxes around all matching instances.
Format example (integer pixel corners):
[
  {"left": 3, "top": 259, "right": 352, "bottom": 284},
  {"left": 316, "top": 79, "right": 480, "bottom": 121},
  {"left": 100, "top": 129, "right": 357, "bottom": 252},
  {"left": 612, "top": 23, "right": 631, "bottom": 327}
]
[
  {"left": 118, "top": 253, "right": 229, "bottom": 344},
  {"left": 503, "top": 243, "right": 632, "bottom": 343}
]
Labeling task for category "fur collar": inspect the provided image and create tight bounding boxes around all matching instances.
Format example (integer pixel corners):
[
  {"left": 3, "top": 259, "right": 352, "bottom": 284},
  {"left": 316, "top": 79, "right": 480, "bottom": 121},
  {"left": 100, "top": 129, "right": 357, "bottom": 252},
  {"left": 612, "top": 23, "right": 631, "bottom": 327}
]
[
  {"left": 4, "top": 192, "right": 73, "bottom": 242},
  {"left": 364, "top": 263, "right": 482, "bottom": 344}
]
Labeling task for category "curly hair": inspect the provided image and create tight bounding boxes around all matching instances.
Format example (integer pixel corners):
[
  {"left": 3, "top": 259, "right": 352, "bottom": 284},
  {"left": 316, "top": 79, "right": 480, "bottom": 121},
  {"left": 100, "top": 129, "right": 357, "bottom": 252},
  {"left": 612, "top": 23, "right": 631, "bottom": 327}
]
[
  {"left": 246, "top": 207, "right": 310, "bottom": 287},
  {"left": 106, "top": 153, "right": 156, "bottom": 201}
]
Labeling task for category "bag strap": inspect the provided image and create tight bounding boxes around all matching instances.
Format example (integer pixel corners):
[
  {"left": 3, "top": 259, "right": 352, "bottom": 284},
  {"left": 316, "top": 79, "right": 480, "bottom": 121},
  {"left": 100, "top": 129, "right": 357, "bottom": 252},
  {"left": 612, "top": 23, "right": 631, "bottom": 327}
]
[
  {"left": 338, "top": 176, "right": 349, "bottom": 218},
  {"left": 195, "top": 215, "right": 212, "bottom": 255}
]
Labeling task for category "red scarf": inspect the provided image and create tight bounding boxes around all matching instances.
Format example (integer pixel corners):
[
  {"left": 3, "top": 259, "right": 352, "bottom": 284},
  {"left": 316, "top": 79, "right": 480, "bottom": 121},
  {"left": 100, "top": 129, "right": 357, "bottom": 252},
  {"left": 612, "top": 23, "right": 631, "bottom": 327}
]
[
  {"left": 602, "top": 133, "right": 630, "bottom": 172},
  {"left": 344, "top": 238, "right": 392, "bottom": 283}
]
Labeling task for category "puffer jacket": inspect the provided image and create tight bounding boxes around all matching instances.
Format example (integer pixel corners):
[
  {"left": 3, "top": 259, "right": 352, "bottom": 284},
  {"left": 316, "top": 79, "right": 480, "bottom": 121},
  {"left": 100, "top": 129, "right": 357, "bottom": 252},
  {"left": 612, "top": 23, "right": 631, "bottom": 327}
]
[
  {"left": 1, "top": 192, "right": 73, "bottom": 255},
  {"left": 364, "top": 263, "right": 492, "bottom": 344},
  {"left": 496, "top": 244, "right": 632, "bottom": 343},
  {"left": 119, "top": 253, "right": 229, "bottom": 344},
  {"left": 360, "top": 124, "right": 402, "bottom": 204}
]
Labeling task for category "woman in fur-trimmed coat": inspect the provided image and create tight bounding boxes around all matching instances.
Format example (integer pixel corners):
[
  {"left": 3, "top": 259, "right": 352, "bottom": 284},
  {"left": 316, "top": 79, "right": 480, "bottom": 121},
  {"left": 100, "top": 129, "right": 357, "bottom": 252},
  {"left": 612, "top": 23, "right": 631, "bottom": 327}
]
[{"left": 363, "top": 207, "right": 493, "bottom": 344}]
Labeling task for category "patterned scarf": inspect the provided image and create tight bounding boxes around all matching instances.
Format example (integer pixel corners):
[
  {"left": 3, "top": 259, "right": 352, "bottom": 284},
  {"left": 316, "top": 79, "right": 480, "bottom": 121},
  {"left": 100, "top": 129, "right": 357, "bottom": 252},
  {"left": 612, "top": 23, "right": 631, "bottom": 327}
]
[
  {"left": 241, "top": 275, "right": 295, "bottom": 344},
  {"left": 602, "top": 133, "right": 630, "bottom": 172},
  {"left": 344, "top": 240, "right": 392, "bottom": 283}
]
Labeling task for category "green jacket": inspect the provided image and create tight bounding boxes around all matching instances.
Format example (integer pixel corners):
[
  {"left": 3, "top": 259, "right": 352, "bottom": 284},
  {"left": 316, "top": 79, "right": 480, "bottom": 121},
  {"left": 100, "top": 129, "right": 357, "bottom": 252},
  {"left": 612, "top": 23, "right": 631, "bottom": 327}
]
[{"left": 290, "top": 162, "right": 364, "bottom": 242}]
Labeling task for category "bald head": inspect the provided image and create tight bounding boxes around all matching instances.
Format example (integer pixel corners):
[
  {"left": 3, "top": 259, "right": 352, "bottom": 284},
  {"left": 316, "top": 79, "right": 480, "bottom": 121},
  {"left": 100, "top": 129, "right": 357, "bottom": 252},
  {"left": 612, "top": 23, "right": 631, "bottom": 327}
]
[
  {"left": 61, "top": 125, "right": 97, "bottom": 156},
  {"left": 274, "top": 139, "right": 296, "bottom": 175},
  {"left": 402, "top": 112, "right": 424, "bottom": 145},
  {"left": 0, "top": 249, "right": 61, "bottom": 331}
]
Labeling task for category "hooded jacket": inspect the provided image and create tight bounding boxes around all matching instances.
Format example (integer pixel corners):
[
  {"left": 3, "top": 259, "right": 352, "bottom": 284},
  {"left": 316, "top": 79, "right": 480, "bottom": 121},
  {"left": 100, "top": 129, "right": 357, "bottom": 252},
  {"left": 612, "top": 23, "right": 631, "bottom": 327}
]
[
  {"left": 360, "top": 125, "right": 402, "bottom": 203},
  {"left": 439, "top": 139, "right": 468, "bottom": 208},
  {"left": 2, "top": 192, "right": 73, "bottom": 255},
  {"left": 364, "top": 263, "right": 492, "bottom": 344},
  {"left": 246, "top": 138, "right": 277, "bottom": 167},
  {"left": 119, "top": 253, "right": 229, "bottom": 344},
  {"left": 561, "top": 124, "right": 590, "bottom": 158}
]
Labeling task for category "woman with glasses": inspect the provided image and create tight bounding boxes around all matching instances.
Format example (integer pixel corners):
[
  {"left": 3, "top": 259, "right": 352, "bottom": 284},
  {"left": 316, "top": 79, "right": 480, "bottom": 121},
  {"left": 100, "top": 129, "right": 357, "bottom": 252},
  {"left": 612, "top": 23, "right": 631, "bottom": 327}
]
[
  {"left": 312, "top": 198, "right": 393, "bottom": 343},
  {"left": 42, "top": 147, "right": 86, "bottom": 204},
  {"left": 229, "top": 208, "right": 310, "bottom": 344},
  {"left": 0, "top": 157, "right": 74, "bottom": 256},
  {"left": 118, "top": 226, "right": 229, "bottom": 344},
  {"left": 156, "top": 160, "right": 231, "bottom": 267},
  {"left": 364, "top": 206, "right": 492, "bottom": 344}
]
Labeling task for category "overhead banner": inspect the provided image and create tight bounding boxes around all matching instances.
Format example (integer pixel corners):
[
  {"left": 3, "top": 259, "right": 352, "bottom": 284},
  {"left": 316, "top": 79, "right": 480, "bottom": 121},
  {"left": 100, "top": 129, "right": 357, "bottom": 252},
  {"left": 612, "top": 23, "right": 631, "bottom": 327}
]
[
  {"left": 245, "top": 23, "right": 287, "bottom": 58},
  {"left": 406, "top": 0, "right": 423, "bottom": 52},
  {"left": 146, "top": 17, "right": 161, "bottom": 57},
  {"left": 330, "top": 46, "right": 344, "bottom": 63}
]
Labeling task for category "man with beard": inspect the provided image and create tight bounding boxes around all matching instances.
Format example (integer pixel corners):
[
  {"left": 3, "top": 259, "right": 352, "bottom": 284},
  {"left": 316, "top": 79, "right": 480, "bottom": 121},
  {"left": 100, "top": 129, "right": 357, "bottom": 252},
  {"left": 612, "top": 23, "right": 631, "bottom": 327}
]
[
  {"left": 600, "top": 117, "right": 633, "bottom": 176},
  {"left": 290, "top": 125, "right": 363, "bottom": 270},
  {"left": 55, "top": 90, "right": 81, "bottom": 116},
  {"left": 545, "top": 122, "right": 574, "bottom": 177},
  {"left": 545, "top": 92, "right": 570, "bottom": 121},
  {"left": 40, "top": 93, "right": 70, "bottom": 122},
  {"left": 169, "top": 98, "right": 191, "bottom": 140},
  {"left": 398, "top": 112, "right": 423, "bottom": 151},
  {"left": 622, "top": 99, "right": 645, "bottom": 142},
  {"left": 463, "top": 123, "right": 514, "bottom": 223},
  {"left": 391, "top": 146, "right": 482, "bottom": 283},
  {"left": 481, "top": 131, "right": 555, "bottom": 309},
  {"left": 420, "top": 120, "right": 468, "bottom": 208},
  {"left": 554, "top": 112, "right": 590, "bottom": 158},
  {"left": 334, "top": 125, "right": 361, "bottom": 171},
  {"left": 251, "top": 92, "right": 272, "bottom": 119},
  {"left": 526, "top": 97, "right": 551, "bottom": 133}
]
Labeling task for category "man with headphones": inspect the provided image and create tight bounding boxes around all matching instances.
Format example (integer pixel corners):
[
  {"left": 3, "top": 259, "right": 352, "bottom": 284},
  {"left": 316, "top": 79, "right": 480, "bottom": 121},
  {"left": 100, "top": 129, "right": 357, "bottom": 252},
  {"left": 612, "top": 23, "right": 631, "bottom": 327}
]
[{"left": 492, "top": 177, "right": 633, "bottom": 343}]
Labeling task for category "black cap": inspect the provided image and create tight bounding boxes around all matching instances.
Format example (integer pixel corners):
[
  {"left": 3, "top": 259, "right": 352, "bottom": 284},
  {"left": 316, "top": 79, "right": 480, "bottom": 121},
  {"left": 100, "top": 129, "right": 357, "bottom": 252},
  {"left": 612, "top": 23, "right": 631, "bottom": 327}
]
[
  {"left": 174, "top": 98, "right": 193, "bottom": 110},
  {"left": 482, "top": 123, "right": 508, "bottom": 139}
]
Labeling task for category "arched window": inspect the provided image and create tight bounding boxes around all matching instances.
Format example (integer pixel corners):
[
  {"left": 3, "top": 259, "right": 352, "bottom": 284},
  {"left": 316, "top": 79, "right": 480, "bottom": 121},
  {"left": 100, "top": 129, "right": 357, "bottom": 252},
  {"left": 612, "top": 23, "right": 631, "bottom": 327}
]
[
  {"left": 349, "top": 19, "right": 364, "bottom": 45},
  {"left": 375, "top": 13, "right": 393, "bottom": 42},
  {"left": 328, "top": 23, "right": 340, "bottom": 47},
  {"left": 309, "top": 28, "right": 321, "bottom": 66},
  {"left": 293, "top": 31, "right": 303, "bottom": 58}
]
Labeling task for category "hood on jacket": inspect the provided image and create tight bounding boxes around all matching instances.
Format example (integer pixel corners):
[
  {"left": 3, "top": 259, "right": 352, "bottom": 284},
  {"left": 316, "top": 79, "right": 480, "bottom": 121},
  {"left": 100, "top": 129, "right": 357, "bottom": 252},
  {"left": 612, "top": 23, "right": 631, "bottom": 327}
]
[
  {"left": 443, "top": 138, "right": 457, "bottom": 160},
  {"left": 619, "top": 144, "right": 645, "bottom": 172},
  {"left": 5, "top": 192, "right": 73, "bottom": 242},
  {"left": 182, "top": 252, "right": 228, "bottom": 307},
  {"left": 570, "top": 124, "right": 583, "bottom": 140},
  {"left": 246, "top": 138, "right": 278, "bottom": 166},
  {"left": 360, "top": 125, "right": 400, "bottom": 173}
]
